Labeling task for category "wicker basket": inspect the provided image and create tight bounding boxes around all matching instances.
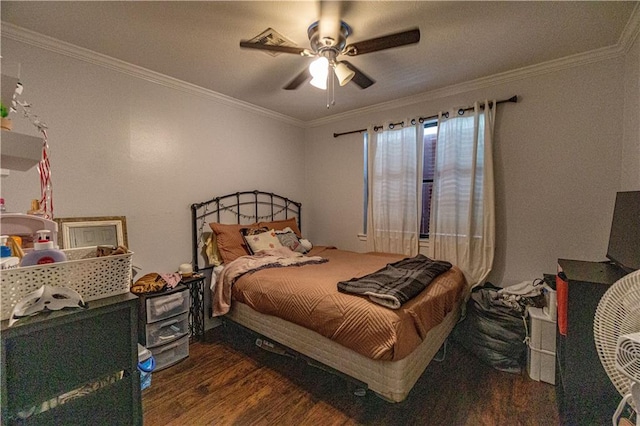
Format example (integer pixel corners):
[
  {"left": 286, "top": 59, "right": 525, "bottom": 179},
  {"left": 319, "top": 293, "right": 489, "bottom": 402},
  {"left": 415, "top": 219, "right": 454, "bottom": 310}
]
[{"left": 0, "top": 247, "right": 133, "bottom": 320}]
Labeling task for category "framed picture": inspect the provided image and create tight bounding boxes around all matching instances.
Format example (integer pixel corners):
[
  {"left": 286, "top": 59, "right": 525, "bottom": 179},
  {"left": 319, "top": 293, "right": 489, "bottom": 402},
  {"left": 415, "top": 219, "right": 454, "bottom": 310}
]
[{"left": 55, "top": 216, "right": 128, "bottom": 249}]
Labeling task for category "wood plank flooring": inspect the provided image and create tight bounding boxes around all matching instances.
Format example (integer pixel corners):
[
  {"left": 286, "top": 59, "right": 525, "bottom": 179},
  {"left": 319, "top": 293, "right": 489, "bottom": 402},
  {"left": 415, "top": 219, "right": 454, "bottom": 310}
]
[{"left": 142, "top": 325, "right": 559, "bottom": 425}]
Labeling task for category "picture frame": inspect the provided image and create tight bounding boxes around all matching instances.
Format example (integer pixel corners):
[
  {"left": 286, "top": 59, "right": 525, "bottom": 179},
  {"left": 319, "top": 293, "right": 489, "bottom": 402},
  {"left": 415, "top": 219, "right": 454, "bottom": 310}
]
[{"left": 54, "top": 216, "right": 128, "bottom": 249}]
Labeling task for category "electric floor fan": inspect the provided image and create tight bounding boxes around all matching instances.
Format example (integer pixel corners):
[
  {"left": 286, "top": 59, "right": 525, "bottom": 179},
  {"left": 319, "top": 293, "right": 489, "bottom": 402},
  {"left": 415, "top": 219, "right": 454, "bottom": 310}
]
[{"left": 594, "top": 269, "right": 640, "bottom": 426}]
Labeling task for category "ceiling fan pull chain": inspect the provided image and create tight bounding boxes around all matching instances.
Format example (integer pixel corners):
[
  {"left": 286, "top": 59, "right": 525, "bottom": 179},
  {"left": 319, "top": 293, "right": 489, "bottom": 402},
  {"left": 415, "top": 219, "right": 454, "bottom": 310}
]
[
  {"left": 326, "top": 83, "right": 330, "bottom": 109},
  {"left": 331, "top": 72, "right": 336, "bottom": 107},
  {"left": 326, "top": 69, "right": 335, "bottom": 108}
]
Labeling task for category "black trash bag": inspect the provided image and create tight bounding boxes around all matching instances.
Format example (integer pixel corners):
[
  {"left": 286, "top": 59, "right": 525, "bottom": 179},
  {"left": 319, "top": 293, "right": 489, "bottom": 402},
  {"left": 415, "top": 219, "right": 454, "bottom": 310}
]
[{"left": 451, "top": 282, "right": 527, "bottom": 374}]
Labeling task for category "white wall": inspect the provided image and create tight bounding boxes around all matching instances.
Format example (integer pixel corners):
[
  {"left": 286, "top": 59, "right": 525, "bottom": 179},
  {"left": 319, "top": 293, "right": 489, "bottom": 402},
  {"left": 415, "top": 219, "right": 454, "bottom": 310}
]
[
  {"left": 621, "top": 32, "right": 640, "bottom": 190},
  {"left": 1, "top": 38, "right": 306, "bottom": 278},
  {"left": 304, "top": 57, "right": 631, "bottom": 286}
]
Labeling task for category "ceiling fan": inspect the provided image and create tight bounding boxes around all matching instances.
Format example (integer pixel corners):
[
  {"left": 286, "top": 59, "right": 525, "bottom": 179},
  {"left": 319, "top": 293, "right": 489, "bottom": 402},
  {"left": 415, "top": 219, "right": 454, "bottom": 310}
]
[{"left": 239, "top": 7, "right": 420, "bottom": 92}]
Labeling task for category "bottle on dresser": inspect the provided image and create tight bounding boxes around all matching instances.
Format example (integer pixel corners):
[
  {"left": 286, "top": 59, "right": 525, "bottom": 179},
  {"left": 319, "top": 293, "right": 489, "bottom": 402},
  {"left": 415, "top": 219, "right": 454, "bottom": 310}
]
[{"left": 20, "top": 230, "right": 67, "bottom": 266}]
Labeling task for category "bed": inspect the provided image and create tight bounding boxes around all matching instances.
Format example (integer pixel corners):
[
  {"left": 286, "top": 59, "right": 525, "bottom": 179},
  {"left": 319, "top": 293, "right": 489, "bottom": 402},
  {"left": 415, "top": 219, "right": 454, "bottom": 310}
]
[{"left": 191, "top": 190, "right": 468, "bottom": 402}]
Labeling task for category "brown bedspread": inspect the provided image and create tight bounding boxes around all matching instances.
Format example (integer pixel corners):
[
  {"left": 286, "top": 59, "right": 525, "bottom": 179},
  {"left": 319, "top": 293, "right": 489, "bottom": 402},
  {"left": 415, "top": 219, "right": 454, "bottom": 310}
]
[{"left": 216, "top": 246, "right": 467, "bottom": 361}]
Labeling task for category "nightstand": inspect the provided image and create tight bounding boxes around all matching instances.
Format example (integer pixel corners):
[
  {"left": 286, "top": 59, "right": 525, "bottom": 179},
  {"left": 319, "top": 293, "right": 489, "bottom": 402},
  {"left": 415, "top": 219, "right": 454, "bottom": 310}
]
[
  {"left": 181, "top": 274, "right": 206, "bottom": 341},
  {"left": 137, "top": 285, "right": 190, "bottom": 371}
]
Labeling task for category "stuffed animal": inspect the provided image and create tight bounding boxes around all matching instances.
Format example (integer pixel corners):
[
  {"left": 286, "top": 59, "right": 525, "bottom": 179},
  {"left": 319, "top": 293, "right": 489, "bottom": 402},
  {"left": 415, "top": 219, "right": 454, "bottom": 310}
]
[
  {"left": 130, "top": 273, "right": 167, "bottom": 294},
  {"left": 96, "top": 245, "right": 128, "bottom": 257}
]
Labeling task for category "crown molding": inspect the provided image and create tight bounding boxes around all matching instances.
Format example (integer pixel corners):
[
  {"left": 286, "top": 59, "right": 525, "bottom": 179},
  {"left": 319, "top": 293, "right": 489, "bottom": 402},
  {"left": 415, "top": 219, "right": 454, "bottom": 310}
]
[
  {"left": 0, "top": 22, "right": 306, "bottom": 128},
  {"left": 619, "top": 3, "right": 640, "bottom": 54}
]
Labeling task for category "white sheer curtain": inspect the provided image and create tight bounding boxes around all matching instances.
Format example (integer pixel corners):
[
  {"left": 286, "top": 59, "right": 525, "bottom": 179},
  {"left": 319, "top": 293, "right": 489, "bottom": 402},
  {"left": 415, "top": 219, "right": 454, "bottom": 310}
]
[
  {"left": 428, "top": 101, "right": 496, "bottom": 288},
  {"left": 366, "top": 121, "right": 423, "bottom": 256}
]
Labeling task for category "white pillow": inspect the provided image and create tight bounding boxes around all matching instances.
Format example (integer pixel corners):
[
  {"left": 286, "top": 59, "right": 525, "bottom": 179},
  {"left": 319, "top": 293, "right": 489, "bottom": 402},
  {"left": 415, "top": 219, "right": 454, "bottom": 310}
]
[{"left": 244, "top": 229, "right": 283, "bottom": 254}]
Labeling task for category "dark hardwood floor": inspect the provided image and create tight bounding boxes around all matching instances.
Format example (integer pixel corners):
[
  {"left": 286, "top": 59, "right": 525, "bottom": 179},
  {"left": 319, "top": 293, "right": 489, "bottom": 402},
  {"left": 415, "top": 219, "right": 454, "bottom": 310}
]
[{"left": 142, "top": 325, "right": 559, "bottom": 425}]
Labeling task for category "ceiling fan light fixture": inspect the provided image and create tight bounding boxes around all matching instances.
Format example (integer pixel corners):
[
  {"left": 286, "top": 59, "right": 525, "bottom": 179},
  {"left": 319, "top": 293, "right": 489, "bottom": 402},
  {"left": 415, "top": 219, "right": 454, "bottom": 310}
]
[
  {"left": 309, "top": 56, "right": 329, "bottom": 90},
  {"left": 334, "top": 62, "right": 355, "bottom": 86},
  {"left": 310, "top": 75, "right": 327, "bottom": 90}
]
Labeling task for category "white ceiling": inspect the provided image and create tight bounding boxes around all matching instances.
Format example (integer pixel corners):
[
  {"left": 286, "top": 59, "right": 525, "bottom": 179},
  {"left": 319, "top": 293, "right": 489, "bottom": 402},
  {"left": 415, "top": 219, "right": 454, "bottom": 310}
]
[{"left": 1, "top": 1, "right": 638, "bottom": 123}]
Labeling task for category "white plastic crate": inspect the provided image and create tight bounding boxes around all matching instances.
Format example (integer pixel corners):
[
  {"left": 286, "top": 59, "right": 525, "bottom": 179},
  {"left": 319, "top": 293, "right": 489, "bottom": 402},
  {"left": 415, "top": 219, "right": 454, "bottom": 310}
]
[
  {"left": 526, "top": 306, "right": 556, "bottom": 385},
  {"left": 527, "top": 306, "right": 556, "bottom": 353},
  {"left": 0, "top": 247, "right": 133, "bottom": 320},
  {"left": 527, "top": 346, "right": 556, "bottom": 385}
]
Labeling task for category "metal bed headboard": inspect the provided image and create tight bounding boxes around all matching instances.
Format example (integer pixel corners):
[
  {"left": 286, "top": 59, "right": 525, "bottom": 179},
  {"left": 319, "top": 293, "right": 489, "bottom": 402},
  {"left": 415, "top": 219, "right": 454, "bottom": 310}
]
[{"left": 190, "top": 190, "right": 302, "bottom": 272}]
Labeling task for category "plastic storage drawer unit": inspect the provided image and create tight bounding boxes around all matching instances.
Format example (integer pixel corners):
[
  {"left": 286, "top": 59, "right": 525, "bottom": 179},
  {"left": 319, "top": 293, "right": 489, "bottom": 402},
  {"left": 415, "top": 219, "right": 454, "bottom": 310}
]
[
  {"left": 150, "top": 335, "right": 189, "bottom": 371},
  {"left": 144, "top": 312, "right": 189, "bottom": 348},
  {"left": 145, "top": 290, "right": 190, "bottom": 323},
  {"left": 137, "top": 285, "right": 190, "bottom": 371}
]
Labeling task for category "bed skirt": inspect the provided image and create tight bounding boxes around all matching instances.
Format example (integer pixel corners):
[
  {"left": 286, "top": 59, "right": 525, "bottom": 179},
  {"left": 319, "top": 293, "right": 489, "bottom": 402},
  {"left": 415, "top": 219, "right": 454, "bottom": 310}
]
[{"left": 227, "top": 301, "right": 462, "bottom": 402}]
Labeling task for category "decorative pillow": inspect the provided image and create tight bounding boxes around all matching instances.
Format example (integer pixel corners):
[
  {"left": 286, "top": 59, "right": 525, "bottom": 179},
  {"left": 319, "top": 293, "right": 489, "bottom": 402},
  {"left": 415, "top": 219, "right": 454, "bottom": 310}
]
[
  {"left": 209, "top": 222, "right": 262, "bottom": 264},
  {"left": 241, "top": 227, "right": 269, "bottom": 237},
  {"left": 258, "top": 217, "right": 301, "bottom": 237},
  {"left": 208, "top": 218, "right": 301, "bottom": 263},
  {"left": 243, "top": 229, "right": 283, "bottom": 254},
  {"left": 275, "top": 228, "right": 306, "bottom": 253},
  {"left": 204, "top": 233, "right": 223, "bottom": 266},
  {"left": 299, "top": 238, "right": 313, "bottom": 252}
]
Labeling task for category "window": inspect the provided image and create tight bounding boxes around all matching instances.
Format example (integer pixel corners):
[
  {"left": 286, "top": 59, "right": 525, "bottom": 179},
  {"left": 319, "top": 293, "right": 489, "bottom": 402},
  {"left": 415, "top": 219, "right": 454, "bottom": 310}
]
[
  {"left": 420, "top": 122, "right": 437, "bottom": 237},
  {"left": 363, "top": 121, "right": 438, "bottom": 238}
]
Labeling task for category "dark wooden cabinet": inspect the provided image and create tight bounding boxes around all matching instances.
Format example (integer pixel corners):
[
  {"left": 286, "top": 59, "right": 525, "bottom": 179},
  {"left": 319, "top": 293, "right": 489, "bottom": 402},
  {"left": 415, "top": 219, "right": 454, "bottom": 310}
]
[
  {"left": 555, "top": 259, "right": 626, "bottom": 425},
  {"left": 1, "top": 293, "right": 141, "bottom": 425}
]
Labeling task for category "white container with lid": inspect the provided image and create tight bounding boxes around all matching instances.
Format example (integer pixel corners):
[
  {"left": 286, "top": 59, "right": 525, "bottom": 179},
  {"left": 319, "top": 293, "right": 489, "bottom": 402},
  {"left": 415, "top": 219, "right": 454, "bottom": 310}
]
[{"left": 20, "top": 230, "right": 67, "bottom": 266}]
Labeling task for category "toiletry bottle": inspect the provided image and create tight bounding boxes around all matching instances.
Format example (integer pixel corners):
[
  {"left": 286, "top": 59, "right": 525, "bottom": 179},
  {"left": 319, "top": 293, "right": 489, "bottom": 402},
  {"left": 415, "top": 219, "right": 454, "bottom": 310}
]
[
  {"left": 0, "top": 235, "right": 20, "bottom": 270},
  {"left": 20, "top": 230, "right": 67, "bottom": 266}
]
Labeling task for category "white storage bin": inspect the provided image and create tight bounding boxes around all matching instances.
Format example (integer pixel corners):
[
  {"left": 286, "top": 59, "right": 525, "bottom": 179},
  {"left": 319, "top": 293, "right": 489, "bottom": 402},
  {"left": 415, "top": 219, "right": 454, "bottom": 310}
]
[
  {"left": 144, "top": 312, "right": 189, "bottom": 348},
  {"left": 145, "top": 290, "right": 189, "bottom": 323},
  {"left": 0, "top": 246, "right": 132, "bottom": 320},
  {"left": 149, "top": 335, "right": 189, "bottom": 371},
  {"left": 527, "top": 345, "right": 556, "bottom": 385},
  {"left": 527, "top": 307, "right": 556, "bottom": 353},
  {"left": 542, "top": 284, "right": 557, "bottom": 320}
]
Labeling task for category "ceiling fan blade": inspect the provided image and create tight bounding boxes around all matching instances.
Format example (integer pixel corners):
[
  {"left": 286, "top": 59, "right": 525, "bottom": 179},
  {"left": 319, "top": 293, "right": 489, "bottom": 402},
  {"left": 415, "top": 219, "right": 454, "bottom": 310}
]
[
  {"left": 239, "top": 40, "right": 309, "bottom": 56},
  {"left": 343, "top": 28, "right": 420, "bottom": 56},
  {"left": 283, "top": 68, "right": 311, "bottom": 90},
  {"left": 341, "top": 61, "right": 375, "bottom": 89}
]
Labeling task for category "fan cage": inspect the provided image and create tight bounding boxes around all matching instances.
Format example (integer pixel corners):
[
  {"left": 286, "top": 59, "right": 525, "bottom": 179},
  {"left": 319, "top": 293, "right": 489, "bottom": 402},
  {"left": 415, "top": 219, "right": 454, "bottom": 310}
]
[
  {"left": 616, "top": 337, "right": 640, "bottom": 382},
  {"left": 594, "top": 269, "right": 640, "bottom": 400}
]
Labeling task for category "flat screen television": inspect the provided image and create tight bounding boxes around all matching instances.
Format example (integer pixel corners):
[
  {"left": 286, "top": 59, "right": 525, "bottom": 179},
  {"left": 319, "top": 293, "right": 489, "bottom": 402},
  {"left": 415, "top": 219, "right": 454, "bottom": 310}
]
[{"left": 606, "top": 190, "right": 640, "bottom": 273}]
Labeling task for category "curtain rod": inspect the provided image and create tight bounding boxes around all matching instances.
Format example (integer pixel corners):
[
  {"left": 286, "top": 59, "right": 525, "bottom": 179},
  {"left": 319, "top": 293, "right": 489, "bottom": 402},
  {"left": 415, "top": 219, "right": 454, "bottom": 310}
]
[{"left": 333, "top": 95, "right": 518, "bottom": 138}]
